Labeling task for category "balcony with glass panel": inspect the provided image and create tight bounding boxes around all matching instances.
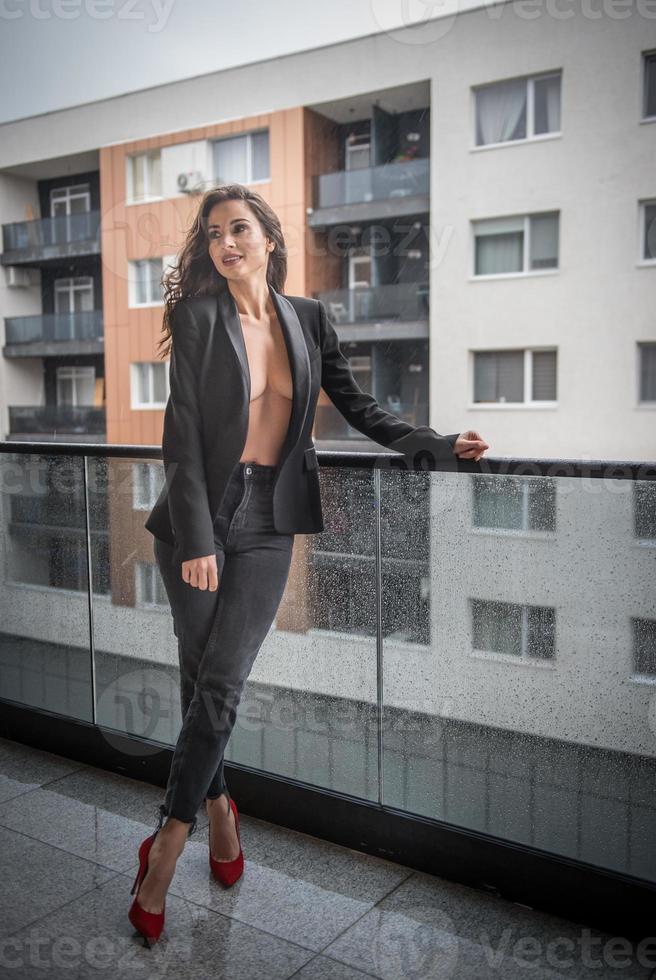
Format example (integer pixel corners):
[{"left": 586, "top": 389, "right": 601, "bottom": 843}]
[
  {"left": 0, "top": 440, "right": 653, "bottom": 952},
  {"left": 1, "top": 210, "right": 101, "bottom": 266},
  {"left": 309, "top": 158, "right": 430, "bottom": 228},
  {"left": 316, "top": 283, "right": 429, "bottom": 328},
  {"left": 4, "top": 310, "right": 104, "bottom": 357},
  {"left": 7, "top": 405, "right": 106, "bottom": 440}
]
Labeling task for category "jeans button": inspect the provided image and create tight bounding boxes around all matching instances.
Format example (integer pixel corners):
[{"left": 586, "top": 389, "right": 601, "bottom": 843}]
[{"left": 245, "top": 465, "right": 252, "bottom": 475}]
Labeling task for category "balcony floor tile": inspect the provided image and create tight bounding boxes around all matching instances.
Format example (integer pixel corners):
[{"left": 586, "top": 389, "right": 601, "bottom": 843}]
[
  {"left": 322, "top": 870, "right": 653, "bottom": 979},
  {"left": 0, "top": 738, "right": 650, "bottom": 979},
  {"left": 4, "top": 873, "right": 314, "bottom": 979},
  {"left": 0, "top": 736, "right": 86, "bottom": 804}
]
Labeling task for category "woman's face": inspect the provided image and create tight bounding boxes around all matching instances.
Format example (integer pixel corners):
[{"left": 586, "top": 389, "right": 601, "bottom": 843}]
[{"left": 206, "top": 199, "right": 272, "bottom": 283}]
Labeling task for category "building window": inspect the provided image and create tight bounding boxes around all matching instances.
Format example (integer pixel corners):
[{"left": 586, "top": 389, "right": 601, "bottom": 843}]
[
  {"left": 639, "top": 342, "right": 656, "bottom": 402},
  {"left": 632, "top": 618, "right": 656, "bottom": 676},
  {"left": 56, "top": 365, "right": 96, "bottom": 406},
  {"left": 213, "top": 131, "right": 269, "bottom": 184},
  {"left": 472, "top": 599, "right": 556, "bottom": 660},
  {"left": 54, "top": 277, "right": 94, "bottom": 314},
  {"left": 127, "top": 150, "right": 162, "bottom": 203},
  {"left": 643, "top": 50, "right": 656, "bottom": 119},
  {"left": 472, "top": 475, "right": 556, "bottom": 532},
  {"left": 131, "top": 362, "right": 168, "bottom": 408},
  {"left": 133, "top": 461, "right": 163, "bottom": 510},
  {"left": 135, "top": 561, "right": 169, "bottom": 607},
  {"left": 640, "top": 201, "right": 656, "bottom": 263},
  {"left": 50, "top": 183, "right": 91, "bottom": 218},
  {"left": 474, "top": 71, "right": 561, "bottom": 147},
  {"left": 473, "top": 348, "right": 557, "bottom": 404},
  {"left": 345, "top": 125, "right": 372, "bottom": 170},
  {"left": 128, "top": 258, "right": 164, "bottom": 306},
  {"left": 634, "top": 482, "right": 656, "bottom": 540},
  {"left": 473, "top": 212, "right": 559, "bottom": 276}
]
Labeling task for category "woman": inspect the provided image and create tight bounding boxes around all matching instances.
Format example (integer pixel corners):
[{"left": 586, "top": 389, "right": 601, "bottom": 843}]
[{"left": 132, "top": 184, "right": 489, "bottom": 945}]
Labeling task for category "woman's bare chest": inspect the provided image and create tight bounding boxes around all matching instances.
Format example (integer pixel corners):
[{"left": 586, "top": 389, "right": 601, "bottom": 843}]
[{"left": 240, "top": 312, "right": 292, "bottom": 403}]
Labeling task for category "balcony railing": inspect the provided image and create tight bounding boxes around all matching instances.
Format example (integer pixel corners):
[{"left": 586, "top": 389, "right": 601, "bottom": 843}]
[
  {"left": 316, "top": 283, "right": 429, "bottom": 323},
  {"left": 1, "top": 210, "right": 101, "bottom": 264},
  {"left": 0, "top": 439, "right": 654, "bottom": 938},
  {"left": 8, "top": 405, "right": 106, "bottom": 436},
  {"left": 314, "top": 158, "right": 429, "bottom": 211},
  {"left": 5, "top": 310, "right": 104, "bottom": 346}
]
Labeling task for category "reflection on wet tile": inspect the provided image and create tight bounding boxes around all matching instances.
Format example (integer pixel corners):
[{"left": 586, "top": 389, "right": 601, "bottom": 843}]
[
  {"left": 167, "top": 815, "right": 411, "bottom": 951},
  {"left": 0, "top": 736, "right": 85, "bottom": 804},
  {"left": 323, "top": 871, "right": 653, "bottom": 980},
  {"left": 7, "top": 873, "right": 314, "bottom": 979},
  {"left": 0, "top": 763, "right": 211, "bottom": 876},
  {"left": 0, "top": 825, "right": 118, "bottom": 937},
  {"left": 0, "top": 785, "right": 164, "bottom": 874}
]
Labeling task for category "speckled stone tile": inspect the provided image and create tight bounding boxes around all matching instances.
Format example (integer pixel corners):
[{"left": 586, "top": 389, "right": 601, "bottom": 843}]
[
  {"left": 5, "top": 873, "right": 314, "bottom": 980},
  {"left": 322, "top": 870, "right": 653, "bottom": 980},
  {"left": 161, "top": 813, "right": 411, "bottom": 951},
  {"left": 0, "top": 825, "right": 119, "bottom": 938},
  {"left": 293, "top": 954, "right": 381, "bottom": 979},
  {"left": 0, "top": 736, "right": 86, "bottom": 803},
  {"left": 0, "top": 765, "right": 210, "bottom": 875}
]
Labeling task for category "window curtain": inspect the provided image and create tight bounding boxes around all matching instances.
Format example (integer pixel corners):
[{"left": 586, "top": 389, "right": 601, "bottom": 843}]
[
  {"left": 251, "top": 131, "right": 269, "bottom": 180},
  {"left": 214, "top": 135, "right": 248, "bottom": 184},
  {"left": 532, "top": 350, "right": 557, "bottom": 400},
  {"left": 530, "top": 213, "right": 559, "bottom": 269},
  {"left": 476, "top": 78, "right": 527, "bottom": 145},
  {"left": 641, "top": 344, "right": 656, "bottom": 401},
  {"left": 534, "top": 74, "right": 561, "bottom": 134},
  {"left": 474, "top": 350, "right": 524, "bottom": 402},
  {"left": 475, "top": 217, "right": 525, "bottom": 274}
]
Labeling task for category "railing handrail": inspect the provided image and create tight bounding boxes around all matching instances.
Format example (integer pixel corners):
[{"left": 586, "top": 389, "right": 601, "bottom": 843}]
[{"left": 0, "top": 439, "right": 653, "bottom": 480}]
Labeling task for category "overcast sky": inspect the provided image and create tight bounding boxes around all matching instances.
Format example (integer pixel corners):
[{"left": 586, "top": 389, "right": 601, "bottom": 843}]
[{"left": 0, "top": 0, "right": 474, "bottom": 125}]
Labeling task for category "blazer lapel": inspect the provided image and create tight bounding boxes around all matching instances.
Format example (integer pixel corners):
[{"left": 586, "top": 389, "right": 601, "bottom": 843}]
[{"left": 216, "top": 281, "right": 312, "bottom": 457}]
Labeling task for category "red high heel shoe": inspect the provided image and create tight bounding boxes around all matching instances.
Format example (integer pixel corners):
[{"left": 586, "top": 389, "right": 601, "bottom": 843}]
[
  {"left": 208, "top": 793, "right": 244, "bottom": 887},
  {"left": 128, "top": 804, "right": 197, "bottom": 947}
]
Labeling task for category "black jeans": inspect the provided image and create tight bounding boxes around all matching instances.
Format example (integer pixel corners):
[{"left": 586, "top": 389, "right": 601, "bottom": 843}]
[{"left": 153, "top": 460, "right": 295, "bottom": 830}]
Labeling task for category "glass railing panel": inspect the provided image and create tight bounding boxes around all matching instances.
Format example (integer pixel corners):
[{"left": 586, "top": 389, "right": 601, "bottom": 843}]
[
  {"left": 91, "top": 456, "right": 182, "bottom": 746},
  {"left": 8, "top": 406, "right": 106, "bottom": 436},
  {"left": 2, "top": 211, "right": 100, "bottom": 251},
  {"left": 91, "top": 459, "right": 380, "bottom": 800},
  {"left": 0, "top": 452, "right": 93, "bottom": 720},
  {"left": 380, "top": 468, "right": 656, "bottom": 883},
  {"left": 5, "top": 311, "right": 104, "bottom": 344},
  {"left": 316, "top": 283, "right": 429, "bottom": 323},
  {"left": 316, "top": 158, "right": 429, "bottom": 209}
]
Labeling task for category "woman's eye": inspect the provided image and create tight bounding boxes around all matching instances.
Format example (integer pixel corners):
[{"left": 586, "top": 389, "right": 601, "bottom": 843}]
[{"left": 209, "top": 224, "right": 246, "bottom": 240}]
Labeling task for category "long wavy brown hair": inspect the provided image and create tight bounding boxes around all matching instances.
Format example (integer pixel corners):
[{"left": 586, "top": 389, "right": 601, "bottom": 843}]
[{"left": 156, "top": 184, "right": 288, "bottom": 359}]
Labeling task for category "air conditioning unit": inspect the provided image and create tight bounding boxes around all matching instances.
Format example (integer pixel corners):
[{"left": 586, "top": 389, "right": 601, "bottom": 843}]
[
  {"left": 5, "top": 266, "right": 35, "bottom": 288},
  {"left": 177, "top": 171, "right": 205, "bottom": 194}
]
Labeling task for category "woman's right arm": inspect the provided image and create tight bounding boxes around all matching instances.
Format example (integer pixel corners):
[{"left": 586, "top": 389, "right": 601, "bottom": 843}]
[{"left": 162, "top": 301, "right": 217, "bottom": 574}]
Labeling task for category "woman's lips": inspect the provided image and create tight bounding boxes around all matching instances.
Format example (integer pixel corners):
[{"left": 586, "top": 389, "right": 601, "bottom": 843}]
[{"left": 222, "top": 255, "right": 242, "bottom": 266}]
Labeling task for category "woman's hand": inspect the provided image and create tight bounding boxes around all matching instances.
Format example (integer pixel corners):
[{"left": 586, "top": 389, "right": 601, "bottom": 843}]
[
  {"left": 181, "top": 554, "right": 219, "bottom": 591},
  {"left": 453, "top": 430, "right": 490, "bottom": 462}
]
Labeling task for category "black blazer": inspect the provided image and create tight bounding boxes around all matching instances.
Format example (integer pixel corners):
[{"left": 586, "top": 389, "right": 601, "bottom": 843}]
[{"left": 144, "top": 282, "right": 460, "bottom": 563}]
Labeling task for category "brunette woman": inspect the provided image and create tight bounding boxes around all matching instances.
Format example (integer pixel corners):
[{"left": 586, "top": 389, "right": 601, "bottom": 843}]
[{"left": 131, "top": 184, "right": 489, "bottom": 945}]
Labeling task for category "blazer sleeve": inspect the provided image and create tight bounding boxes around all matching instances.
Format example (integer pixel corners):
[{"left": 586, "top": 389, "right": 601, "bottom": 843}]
[
  {"left": 317, "top": 299, "right": 460, "bottom": 461},
  {"left": 162, "top": 301, "right": 215, "bottom": 563}
]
